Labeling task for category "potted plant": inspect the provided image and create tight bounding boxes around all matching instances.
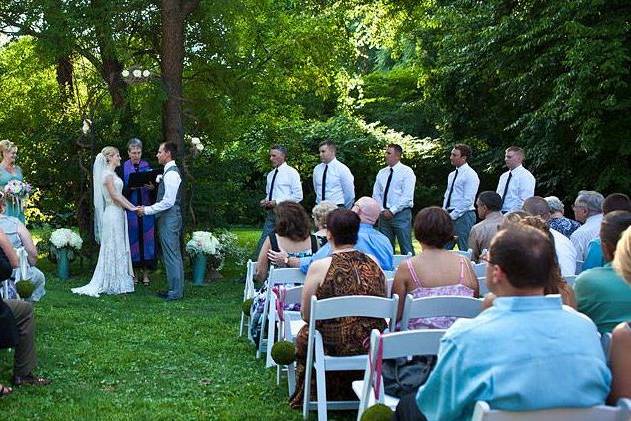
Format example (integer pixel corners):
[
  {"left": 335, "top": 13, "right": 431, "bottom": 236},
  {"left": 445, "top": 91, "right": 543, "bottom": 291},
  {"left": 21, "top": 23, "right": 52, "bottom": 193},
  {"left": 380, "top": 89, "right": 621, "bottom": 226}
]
[
  {"left": 185, "top": 231, "right": 220, "bottom": 286},
  {"left": 49, "top": 228, "right": 83, "bottom": 280}
]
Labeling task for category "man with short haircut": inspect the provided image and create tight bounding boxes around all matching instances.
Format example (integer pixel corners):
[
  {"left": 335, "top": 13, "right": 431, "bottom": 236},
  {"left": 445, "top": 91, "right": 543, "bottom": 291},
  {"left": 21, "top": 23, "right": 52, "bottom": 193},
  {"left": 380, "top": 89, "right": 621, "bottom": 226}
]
[
  {"left": 394, "top": 225, "right": 611, "bottom": 420},
  {"left": 253, "top": 145, "right": 303, "bottom": 256},
  {"left": 313, "top": 140, "right": 355, "bottom": 208},
  {"left": 582, "top": 193, "right": 631, "bottom": 270},
  {"left": 523, "top": 196, "right": 577, "bottom": 276},
  {"left": 442, "top": 144, "right": 480, "bottom": 251},
  {"left": 495, "top": 146, "right": 536, "bottom": 213},
  {"left": 570, "top": 190, "right": 605, "bottom": 260},
  {"left": 372, "top": 144, "right": 416, "bottom": 255},
  {"left": 267, "top": 197, "right": 394, "bottom": 272},
  {"left": 468, "top": 191, "right": 503, "bottom": 262}
]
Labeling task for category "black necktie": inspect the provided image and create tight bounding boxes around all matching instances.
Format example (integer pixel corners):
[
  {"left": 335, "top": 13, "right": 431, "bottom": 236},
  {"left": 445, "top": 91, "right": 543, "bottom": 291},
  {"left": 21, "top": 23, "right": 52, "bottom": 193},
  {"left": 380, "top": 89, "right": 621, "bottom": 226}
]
[
  {"left": 383, "top": 167, "right": 394, "bottom": 209},
  {"left": 445, "top": 168, "right": 459, "bottom": 209},
  {"left": 268, "top": 168, "right": 278, "bottom": 201},
  {"left": 134, "top": 163, "right": 140, "bottom": 172},
  {"left": 500, "top": 171, "right": 513, "bottom": 208},
  {"left": 321, "top": 164, "right": 328, "bottom": 201}
]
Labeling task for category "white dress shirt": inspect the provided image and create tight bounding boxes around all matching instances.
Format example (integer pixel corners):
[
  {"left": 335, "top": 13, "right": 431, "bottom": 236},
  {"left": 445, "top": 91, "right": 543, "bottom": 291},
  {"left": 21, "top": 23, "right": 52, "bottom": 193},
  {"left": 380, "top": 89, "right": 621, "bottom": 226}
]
[
  {"left": 313, "top": 158, "right": 355, "bottom": 207},
  {"left": 372, "top": 162, "right": 416, "bottom": 214},
  {"left": 496, "top": 164, "right": 536, "bottom": 212},
  {"left": 266, "top": 162, "right": 303, "bottom": 203},
  {"left": 571, "top": 213, "right": 604, "bottom": 260},
  {"left": 144, "top": 160, "right": 181, "bottom": 216},
  {"left": 442, "top": 162, "right": 480, "bottom": 220},
  {"left": 551, "top": 228, "right": 577, "bottom": 276}
]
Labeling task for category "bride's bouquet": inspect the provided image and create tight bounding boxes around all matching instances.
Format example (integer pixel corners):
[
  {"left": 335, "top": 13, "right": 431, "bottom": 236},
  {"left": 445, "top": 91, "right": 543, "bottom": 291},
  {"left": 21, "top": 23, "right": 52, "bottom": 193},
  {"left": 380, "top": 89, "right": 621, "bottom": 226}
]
[{"left": 50, "top": 228, "right": 83, "bottom": 251}]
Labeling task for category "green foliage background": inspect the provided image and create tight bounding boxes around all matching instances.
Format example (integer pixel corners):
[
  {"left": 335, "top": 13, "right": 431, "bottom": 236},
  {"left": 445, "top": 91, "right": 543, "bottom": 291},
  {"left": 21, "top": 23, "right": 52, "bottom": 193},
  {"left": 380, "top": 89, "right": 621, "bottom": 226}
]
[{"left": 0, "top": 0, "right": 628, "bottom": 234}]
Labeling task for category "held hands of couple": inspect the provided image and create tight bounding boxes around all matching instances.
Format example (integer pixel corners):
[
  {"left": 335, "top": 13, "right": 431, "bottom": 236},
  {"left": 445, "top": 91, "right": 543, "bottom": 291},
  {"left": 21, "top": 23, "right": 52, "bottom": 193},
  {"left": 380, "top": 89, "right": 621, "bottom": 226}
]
[
  {"left": 267, "top": 249, "right": 289, "bottom": 267},
  {"left": 134, "top": 206, "right": 145, "bottom": 216}
]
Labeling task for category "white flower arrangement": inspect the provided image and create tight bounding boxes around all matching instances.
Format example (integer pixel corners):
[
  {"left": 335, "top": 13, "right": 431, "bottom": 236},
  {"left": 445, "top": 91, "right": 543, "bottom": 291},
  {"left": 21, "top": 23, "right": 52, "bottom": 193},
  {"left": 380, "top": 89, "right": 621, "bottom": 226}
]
[
  {"left": 186, "top": 231, "right": 220, "bottom": 256},
  {"left": 50, "top": 228, "right": 83, "bottom": 250}
]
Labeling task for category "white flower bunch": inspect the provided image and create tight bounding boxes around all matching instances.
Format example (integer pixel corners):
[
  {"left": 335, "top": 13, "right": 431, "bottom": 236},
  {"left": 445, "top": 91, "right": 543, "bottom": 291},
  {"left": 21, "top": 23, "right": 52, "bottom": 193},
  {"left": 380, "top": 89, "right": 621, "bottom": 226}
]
[
  {"left": 190, "top": 136, "right": 204, "bottom": 151},
  {"left": 186, "top": 231, "right": 220, "bottom": 256},
  {"left": 50, "top": 228, "right": 83, "bottom": 250}
]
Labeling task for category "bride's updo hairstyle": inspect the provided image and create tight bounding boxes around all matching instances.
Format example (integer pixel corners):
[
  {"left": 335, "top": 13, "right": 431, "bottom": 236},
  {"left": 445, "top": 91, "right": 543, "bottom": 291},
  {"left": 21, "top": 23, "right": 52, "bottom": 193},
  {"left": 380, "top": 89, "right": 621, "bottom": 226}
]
[
  {"left": 100, "top": 146, "right": 119, "bottom": 164},
  {"left": 0, "top": 139, "right": 17, "bottom": 156}
]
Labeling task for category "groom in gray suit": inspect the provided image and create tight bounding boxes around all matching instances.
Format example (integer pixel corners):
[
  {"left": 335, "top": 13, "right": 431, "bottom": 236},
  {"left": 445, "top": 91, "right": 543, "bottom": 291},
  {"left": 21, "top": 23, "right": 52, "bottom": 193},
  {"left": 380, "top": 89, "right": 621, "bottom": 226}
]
[{"left": 137, "top": 142, "right": 184, "bottom": 301}]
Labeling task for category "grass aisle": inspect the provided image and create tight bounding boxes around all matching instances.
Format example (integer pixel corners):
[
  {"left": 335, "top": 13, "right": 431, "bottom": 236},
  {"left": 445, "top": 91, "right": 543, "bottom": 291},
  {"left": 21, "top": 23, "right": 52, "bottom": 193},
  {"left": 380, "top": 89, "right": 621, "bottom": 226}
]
[{"left": 1, "top": 228, "right": 336, "bottom": 420}]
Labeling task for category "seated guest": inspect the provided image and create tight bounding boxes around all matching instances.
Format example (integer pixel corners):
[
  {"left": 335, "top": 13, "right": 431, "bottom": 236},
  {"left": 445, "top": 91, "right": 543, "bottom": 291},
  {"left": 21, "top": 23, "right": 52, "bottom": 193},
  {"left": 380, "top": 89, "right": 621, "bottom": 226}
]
[
  {"left": 575, "top": 211, "right": 631, "bottom": 333},
  {"left": 583, "top": 193, "right": 631, "bottom": 271},
  {"left": 394, "top": 225, "right": 611, "bottom": 421},
  {"left": 250, "top": 202, "right": 318, "bottom": 344},
  {"left": 0, "top": 232, "right": 50, "bottom": 394},
  {"left": 610, "top": 226, "right": 631, "bottom": 403},
  {"left": 523, "top": 196, "right": 577, "bottom": 276},
  {"left": 0, "top": 194, "right": 46, "bottom": 301},
  {"left": 289, "top": 209, "right": 387, "bottom": 409},
  {"left": 393, "top": 207, "right": 478, "bottom": 329},
  {"left": 468, "top": 191, "right": 503, "bottom": 262},
  {"left": 255, "top": 201, "right": 317, "bottom": 282},
  {"left": 545, "top": 196, "right": 581, "bottom": 238},
  {"left": 311, "top": 201, "right": 337, "bottom": 248},
  {"left": 268, "top": 196, "right": 394, "bottom": 272},
  {"left": 570, "top": 190, "right": 605, "bottom": 260}
]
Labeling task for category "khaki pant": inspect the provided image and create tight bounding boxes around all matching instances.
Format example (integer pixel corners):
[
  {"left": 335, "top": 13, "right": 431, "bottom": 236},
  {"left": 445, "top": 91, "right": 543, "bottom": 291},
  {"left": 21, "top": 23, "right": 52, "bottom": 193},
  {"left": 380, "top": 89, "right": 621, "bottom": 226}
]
[{"left": 5, "top": 299, "right": 37, "bottom": 376}]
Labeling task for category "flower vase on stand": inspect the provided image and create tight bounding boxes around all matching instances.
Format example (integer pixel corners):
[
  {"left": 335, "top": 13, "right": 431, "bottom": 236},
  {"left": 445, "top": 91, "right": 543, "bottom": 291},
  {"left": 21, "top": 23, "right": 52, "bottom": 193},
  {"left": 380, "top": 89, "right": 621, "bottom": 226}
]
[
  {"left": 57, "top": 248, "right": 70, "bottom": 280},
  {"left": 192, "top": 253, "right": 207, "bottom": 286}
]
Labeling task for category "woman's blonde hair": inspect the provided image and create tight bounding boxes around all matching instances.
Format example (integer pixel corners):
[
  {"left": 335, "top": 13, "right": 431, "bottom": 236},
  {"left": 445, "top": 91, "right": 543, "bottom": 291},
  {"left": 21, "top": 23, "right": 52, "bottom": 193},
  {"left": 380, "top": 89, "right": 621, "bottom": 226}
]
[
  {"left": 312, "top": 201, "right": 337, "bottom": 229},
  {"left": 0, "top": 139, "right": 17, "bottom": 155},
  {"left": 613, "top": 226, "right": 631, "bottom": 285},
  {"left": 101, "top": 146, "right": 119, "bottom": 163}
]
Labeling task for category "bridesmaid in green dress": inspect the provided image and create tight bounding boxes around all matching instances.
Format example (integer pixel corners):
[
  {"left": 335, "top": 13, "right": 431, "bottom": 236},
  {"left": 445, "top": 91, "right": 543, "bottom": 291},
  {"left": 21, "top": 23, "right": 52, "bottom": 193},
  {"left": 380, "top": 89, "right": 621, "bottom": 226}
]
[{"left": 0, "top": 139, "right": 25, "bottom": 223}]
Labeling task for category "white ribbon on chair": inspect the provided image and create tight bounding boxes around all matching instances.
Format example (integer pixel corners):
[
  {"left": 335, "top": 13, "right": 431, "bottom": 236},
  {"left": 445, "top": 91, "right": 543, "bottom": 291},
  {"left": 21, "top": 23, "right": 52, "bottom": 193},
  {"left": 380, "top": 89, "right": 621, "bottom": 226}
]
[{"left": 14, "top": 247, "right": 30, "bottom": 282}]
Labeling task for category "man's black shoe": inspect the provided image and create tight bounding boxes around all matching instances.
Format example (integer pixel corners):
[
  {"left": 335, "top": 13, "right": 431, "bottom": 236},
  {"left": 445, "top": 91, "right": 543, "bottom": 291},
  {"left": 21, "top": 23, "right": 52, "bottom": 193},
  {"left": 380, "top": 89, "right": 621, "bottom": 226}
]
[{"left": 156, "top": 291, "right": 168, "bottom": 299}]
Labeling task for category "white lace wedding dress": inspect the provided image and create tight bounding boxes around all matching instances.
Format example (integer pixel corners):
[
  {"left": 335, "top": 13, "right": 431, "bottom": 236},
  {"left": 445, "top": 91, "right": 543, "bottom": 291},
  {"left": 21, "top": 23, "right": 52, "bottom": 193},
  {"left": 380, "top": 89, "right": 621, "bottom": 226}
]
[{"left": 72, "top": 169, "right": 134, "bottom": 297}]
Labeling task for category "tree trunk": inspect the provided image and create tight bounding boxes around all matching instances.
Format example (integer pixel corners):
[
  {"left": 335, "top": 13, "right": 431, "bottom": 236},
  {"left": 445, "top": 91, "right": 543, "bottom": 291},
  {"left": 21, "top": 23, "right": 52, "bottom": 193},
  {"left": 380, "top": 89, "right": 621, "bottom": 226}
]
[{"left": 160, "top": 0, "right": 199, "bottom": 151}]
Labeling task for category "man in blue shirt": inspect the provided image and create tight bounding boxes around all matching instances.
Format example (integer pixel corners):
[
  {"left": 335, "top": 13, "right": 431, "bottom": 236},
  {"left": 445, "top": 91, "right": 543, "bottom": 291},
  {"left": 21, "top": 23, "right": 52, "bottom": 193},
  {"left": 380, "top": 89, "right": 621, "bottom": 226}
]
[
  {"left": 394, "top": 225, "right": 611, "bottom": 420},
  {"left": 267, "top": 196, "right": 394, "bottom": 272}
]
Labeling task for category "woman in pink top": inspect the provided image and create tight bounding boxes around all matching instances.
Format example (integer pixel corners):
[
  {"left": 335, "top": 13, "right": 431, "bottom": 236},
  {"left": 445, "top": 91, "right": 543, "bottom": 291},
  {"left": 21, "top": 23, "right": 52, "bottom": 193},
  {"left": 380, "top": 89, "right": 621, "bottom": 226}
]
[{"left": 393, "top": 207, "right": 479, "bottom": 329}]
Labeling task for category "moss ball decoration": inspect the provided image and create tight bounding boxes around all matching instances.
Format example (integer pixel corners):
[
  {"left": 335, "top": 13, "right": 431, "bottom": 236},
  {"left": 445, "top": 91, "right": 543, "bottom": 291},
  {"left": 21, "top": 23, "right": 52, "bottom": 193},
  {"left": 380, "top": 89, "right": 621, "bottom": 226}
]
[
  {"left": 16, "top": 281, "right": 35, "bottom": 299},
  {"left": 360, "top": 403, "right": 394, "bottom": 421},
  {"left": 242, "top": 298, "right": 254, "bottom": 316},
  {"left": 271, "top": 340, "right": 296, "bottom": 365}
]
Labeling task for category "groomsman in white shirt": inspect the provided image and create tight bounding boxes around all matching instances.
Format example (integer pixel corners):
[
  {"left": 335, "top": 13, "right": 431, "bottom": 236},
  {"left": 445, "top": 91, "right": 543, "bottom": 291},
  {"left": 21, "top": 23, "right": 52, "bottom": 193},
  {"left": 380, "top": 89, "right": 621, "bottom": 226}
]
[
  {"left": 443, "top": 144, "right": 480, "bottom": 251},
  {"left": 254, "top": 145, "right": 303, "bottom": 256},
  {"left": 496, "top": 146, "right": 536, "bottom": 213},
  {"left": 313, "top": 140, "right": 355, "bottom": 208},
  {"left": 373, "top": 144, "right": 416, "bottom": 255}
]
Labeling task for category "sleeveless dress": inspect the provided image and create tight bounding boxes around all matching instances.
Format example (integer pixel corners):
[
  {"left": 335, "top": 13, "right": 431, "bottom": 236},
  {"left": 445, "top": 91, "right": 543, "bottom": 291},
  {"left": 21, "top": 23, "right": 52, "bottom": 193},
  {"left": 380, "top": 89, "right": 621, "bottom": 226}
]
[
  {"left": 72, "top": 170, "right": 134, "bottom": 297},
  {"left": 0, "top": 165, "right": 25, "bottom": 222},
  {"left": 290, "top": 250, "right": 387, "bottom": 408},
  {"left": 404, "top": 257, "right": 475, "bottom": 330}
]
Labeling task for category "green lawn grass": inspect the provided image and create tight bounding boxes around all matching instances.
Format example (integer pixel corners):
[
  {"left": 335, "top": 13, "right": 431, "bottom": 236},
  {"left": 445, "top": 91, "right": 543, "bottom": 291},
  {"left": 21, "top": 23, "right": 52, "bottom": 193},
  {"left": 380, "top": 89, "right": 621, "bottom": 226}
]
[{"left": 2, "top": 228, "right": 357, "bottom": 420}]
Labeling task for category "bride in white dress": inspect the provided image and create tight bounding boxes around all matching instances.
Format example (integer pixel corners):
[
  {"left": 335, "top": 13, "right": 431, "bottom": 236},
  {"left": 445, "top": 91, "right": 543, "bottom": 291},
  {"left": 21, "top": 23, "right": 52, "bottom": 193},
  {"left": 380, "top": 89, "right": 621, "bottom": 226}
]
[{"left": 72, "top": 146, "right": 137, "bottom": 297}]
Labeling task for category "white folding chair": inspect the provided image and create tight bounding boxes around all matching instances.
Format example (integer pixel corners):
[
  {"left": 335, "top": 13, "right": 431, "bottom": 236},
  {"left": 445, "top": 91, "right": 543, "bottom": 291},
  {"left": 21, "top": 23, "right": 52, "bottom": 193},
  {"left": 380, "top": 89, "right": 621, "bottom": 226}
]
[
  {"left": 277, "top": 285, "right": 305, "bottom": 396},
  {"left": 576, "top": 260, "right": 584, "bottom": 275},
  {"left": 383, "top": 270, "right": 395, "bottom": 297},
  {"left": 392, "top": 253, "right": 412, "bottom": 269},
  {"left": 354, "top": 328, "right": 446, "bottom": 419},
  {"left": 601, "top": 332, "right": 612, "bottom": 364},
  {"left": 258, "top": 267, "right": 306, "bottom": 366},
  {"left": 239, "top": 260, "right": 257, "bottom": 337},
  {"left": 563, "top": 275, "right": 577, "bottom": 288},
  {"left": 452, "top": 248, "right": 473, "bottom": 260},
  {"left": 478, "top": 276, "right": 489, "bottom": 296},
  {"left": 473, "top": 262, "right": 488, "bottom": 278},
  {"left": 400, "top": 294, "right": 483, "bottom": 331},
  {"left": 0, "top": 279, "right": 8, "bottom": 299},
  {"left": 303, "top": 294, "right": 399, "bottom": 421},
  {"left": 471, "top": 398, "right": 631, "bottom": 421}
]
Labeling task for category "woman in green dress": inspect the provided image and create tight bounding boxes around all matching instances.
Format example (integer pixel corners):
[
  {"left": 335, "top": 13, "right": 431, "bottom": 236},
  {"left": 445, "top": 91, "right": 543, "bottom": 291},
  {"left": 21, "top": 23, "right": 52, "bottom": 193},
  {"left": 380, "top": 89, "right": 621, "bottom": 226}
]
[{"left": 0, "top": 140, "right": 25, "bottom": 223}]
